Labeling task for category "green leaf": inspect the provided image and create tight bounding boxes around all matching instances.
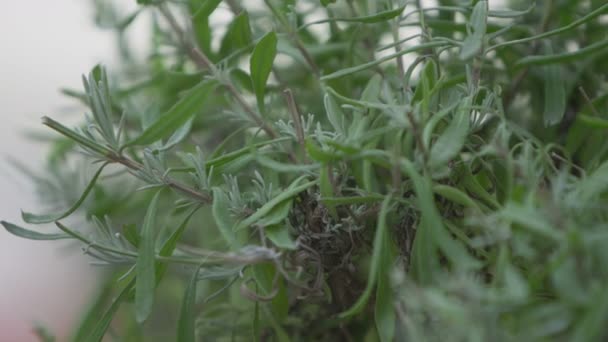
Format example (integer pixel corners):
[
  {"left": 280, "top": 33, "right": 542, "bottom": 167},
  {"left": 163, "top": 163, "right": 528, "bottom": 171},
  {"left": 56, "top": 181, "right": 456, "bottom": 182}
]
[
  {"left": 1, "top": 221, "right": 70, "bottom": 240},
  {"left": 85, "top": 278, "right": 136, "bottom": 342},
  {"left": 401, "top": 160, "right": 479, "bottom": 270},
  {"left": 155, "top": 118, "right": 194, "bottom": 152},
  {"left": 340, "top": 195, "right": 392, "bottom": 319},
  {"left": 300, "top": 4, "right": 406, "bottom": 28},
  {"left": 72, "top": 279, "right": 115, "bottom": 341},
  {"left": 571, "top": 287, "right": 608, "bottom": 341},
  {"left": 320, "top": 0, "right": 336, "bottom": 6},
  {"left": 211, "top": 187, "right": 237, "bottom": 246},
  {"left": 236, "top": 177, "right": 316, "bottom": 230},
  {"left": 324, "top": 93, "right": 346, "bottom": 135},
  {"left": 250, "top": 31, "right": 277, "bottom": 114},
  {"left": 125, "top": 80, "right": 218, "bottom": 148},
  {"left": 121, "top": 223, "right": 140, "bottom": 248},
  {"left": 432, "top": 184, "right": 483, "bottom": 212},
  {"left": 176, "top": 266, "right": 202, "bottom": 342},
  {"left": 157, "top": 207, "right": 199, "bottom": 282},
  {"left": 412, "top": 60, "right": 439, "bottom": 104},
  {"left": 574, "top": 160, "right": 608, "bottom": 202},
  {"left": 219, "top": 12, "right": 252, "bottom": 57},
  {"left": 429, "top": 96, "right": 471, "bottom": 169},
  {"left": 257, "top": 199, "right": 292, "bottom": 227},
  {"left": 21, "top": 163, "right": 109, "bottom": 224},
  {"left": 360, "top": 74, "right": 383, "bottom": 103},
  {"left": 190, "top": 0, "right": 222, "bottom": 59},
  {"left": 321, "top": 41, "right": 445, "bottom": 80},
  {"left": 375, "top": 223, "right": 396, "bottom": 342},
  {"left": 191, "top": 0, "right": 222, "bottom": 18},
  {"left": 517, "top": 39, "right": 608, "bottom": 67},
  {"left": 42, "top": 116, "right": 113, "bottom": 156},
  {"left": 319, "top": 165, "right": 338, "bottom": 219},
  {"left": 265, "top": 224, "right": 297, "bottom": 250},
  {"left": 500, "top": 203, "right": 562, "bottom": 242},
  {"left": 487, "top": 4, "right": 535, "bottom": 18},
  {"left": 542, "top": 64, "right": 566, "bottom": 126},
  {"left": 305, "top": 139, "right": 339, "bottom": 162},
  {"left": 459, "top": 1, "right": 487, "bottom": 61},
  {"left": 489, "top": 3, "right": 608, "bottom": 51},
  {"left": 207, "top": 137, "right": 290, "bottom": 169},
  {"left": 135, "top": 190, "right": 161, "bottom": 323},
  {"left": 578, "top": 114, "right": 608, "bottom": 129}
]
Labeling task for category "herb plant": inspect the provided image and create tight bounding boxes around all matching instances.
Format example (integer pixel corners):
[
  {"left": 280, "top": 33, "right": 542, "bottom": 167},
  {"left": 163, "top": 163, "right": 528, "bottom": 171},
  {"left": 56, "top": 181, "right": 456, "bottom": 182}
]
[{"left": 3, "top": 0, "right": 608, "bottom": 341}]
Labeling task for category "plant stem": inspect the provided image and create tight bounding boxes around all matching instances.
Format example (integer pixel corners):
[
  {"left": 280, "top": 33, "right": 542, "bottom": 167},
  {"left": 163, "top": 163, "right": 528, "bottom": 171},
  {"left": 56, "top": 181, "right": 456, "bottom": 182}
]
[{"left": 158, "top": 4, "right": 278, "bottom": 139}]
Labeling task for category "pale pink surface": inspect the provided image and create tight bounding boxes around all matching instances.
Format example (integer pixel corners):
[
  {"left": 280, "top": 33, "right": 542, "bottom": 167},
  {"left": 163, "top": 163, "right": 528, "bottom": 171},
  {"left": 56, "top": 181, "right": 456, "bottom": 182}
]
[{"left": 0, "top": 1, "right": 113, "bottom": 340}]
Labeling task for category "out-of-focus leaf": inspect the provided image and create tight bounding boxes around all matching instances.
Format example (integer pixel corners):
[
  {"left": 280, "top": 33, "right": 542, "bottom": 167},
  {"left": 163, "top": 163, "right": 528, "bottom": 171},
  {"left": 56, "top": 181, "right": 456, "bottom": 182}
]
[
  {"left": 190, "top": 0, "right": 222, "bottom": 58},
  {"left": 250, "top": 32, "right": 277, "bottom": 114},
  {"left": 176, "top": 266, "right": 202, "bottom": 342},
  {"left": 340, "top": 195, "right": 393, "bottom": 319},
  {"left": 1, "top": 221, "right": 70, "bottom": 240},
  {"left": 459, "top": 1, "right": 487, "bottom": 60},
  {"left": 324, "top": 93, "right": 346, "bottom": 135},
  {"left": 401, "top": 160, "right": 479, "bottom": 270},
  {"left": 265, "top": 224, "right": 297, "bottom": 250},
  {"left": 517, "top": 39, "right": 608, "bottom": 67},
  {"left": 125, "top": 80, "right": 218, "bottom": 147},
  {"left": 432, "top": 184, "right": 482, "bottom": 212},
  {"left": 211, "top": 187, "right": 237, "bottom": 246},
  {"left": 135, "top": 191, "right": 161, "bottom": 323},
  {"left": 321, "top": 41, "right": 445, "bottom": 80},
  {"left": 300, "top": 4, "right": 406, "bottom": 28},
  {"left": 21, "top": 163, "right": 109, "bottom": 224},
  {"left": 574, "top": 160, "right": 608, "bottom": 201},
  {"left": 219, "top": 12, "right": 252, "bottom": 57},
  {"left": 429, "top": 96, "right": 471, "bottom": 169},
  {"left": 236, "top": 177, "right": 316, "bottom": 230},
  {"left": 155, "top": 118, "right": 194, "bottom": 152},
  {"left": 375, "top": 211, "right": 396, "bottom": 342},
  {"left": 541, "top": 63, "right": 566, "bottom": 126},
  {"left": 157, "top": 207, "right": 199, "bottom": 282},
  {"left": 86, "top": 278, "right": 136, "bottom": 342}
]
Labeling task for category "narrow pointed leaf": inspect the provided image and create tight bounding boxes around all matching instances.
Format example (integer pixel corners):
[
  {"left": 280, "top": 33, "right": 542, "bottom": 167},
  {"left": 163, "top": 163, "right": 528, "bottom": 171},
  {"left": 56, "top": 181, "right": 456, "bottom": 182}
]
[
  {"left": 459, "top": 1, "right": 487, "bottom": 60},
  {"left": 135, "top": 190, "right": 162, "bottom": 323},
  {"left": 86, "top": 278, "right": 136, "bottom": 342},
  {"left": 375, "top": 225, "right": 396, "bottom": 342},
  {"left": 219, "top": 12, "right": 252, "bottom": 57},
  {"left": 250, "top": 31, "right": 277, "bottom": 114},
  {"left": 22, "top": 163, "right": 109, "bottom": 224},
  {"left": 157, "top": 207, "right": 200, "bottom": 282},
  {"left": 518, "top": 39, "right": 608, "bottom": 67},
  {"left": 340, "top": 195, "right": 392, "bottom": 319},
  {"left": 300, "top": 4, "right": 406, "bottom": 28},
  {"left": 125, "top": 80, "right": 218, "bottom": 147},
  {"left": 265, "top": 224, "right": 297, "bottom": 250},
  {"left": 429, "top": 97, "right": 471, "bottom": 169},
  {"left": 236, "top": 178, "right": 316, "bottom": 230},
  {"left": 211, "top": 187, "right": 237, "bottom": 246},
  {"left": 542, "top": 64, "right": 566, "bottom": 126},
  {"left": 177, "top": 266, "right": 202, "bottom": 342},
  {"left": 1, "top": 221, "right": 70, "bottom": 240}
]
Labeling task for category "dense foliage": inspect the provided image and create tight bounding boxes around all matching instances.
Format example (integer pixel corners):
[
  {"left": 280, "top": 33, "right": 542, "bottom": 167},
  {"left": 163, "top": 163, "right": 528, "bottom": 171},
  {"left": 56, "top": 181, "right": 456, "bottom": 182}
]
[{"left": 3, "top": 0, "right": 608, "bottom": 340}]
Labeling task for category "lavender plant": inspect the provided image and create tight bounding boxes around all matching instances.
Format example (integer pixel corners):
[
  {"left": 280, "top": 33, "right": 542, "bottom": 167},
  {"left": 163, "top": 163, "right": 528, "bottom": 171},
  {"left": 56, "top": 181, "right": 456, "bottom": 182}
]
[{"left": 3, "top": 0, "right": 608, "bottom": 341}]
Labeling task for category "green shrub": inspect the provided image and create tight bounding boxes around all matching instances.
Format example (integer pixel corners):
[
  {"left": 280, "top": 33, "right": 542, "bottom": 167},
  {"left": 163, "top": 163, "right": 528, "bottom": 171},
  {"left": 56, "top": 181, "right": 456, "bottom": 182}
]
[{"left": 4, "top": 0, "right": 608, "bottom": 341}]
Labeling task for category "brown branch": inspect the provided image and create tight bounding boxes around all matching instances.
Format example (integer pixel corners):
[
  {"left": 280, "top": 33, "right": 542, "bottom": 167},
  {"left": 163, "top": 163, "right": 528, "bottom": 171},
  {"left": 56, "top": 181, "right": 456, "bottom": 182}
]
[{"left": 109, "top": 153, "right": 213, "bottom": 204}]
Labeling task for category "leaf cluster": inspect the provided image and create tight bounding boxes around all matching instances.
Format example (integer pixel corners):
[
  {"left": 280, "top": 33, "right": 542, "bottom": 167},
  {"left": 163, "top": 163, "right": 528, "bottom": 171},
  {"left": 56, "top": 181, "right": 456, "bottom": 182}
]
[{"left": 3, "top": 0, "right": 608, "bottom": 341}]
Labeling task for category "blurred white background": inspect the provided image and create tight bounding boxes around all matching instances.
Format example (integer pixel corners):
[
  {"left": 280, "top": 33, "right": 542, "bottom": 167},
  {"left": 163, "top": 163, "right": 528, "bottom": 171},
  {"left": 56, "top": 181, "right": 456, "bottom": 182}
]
[
  {"left": 0, "top": 1, "right": 117, "bottom": 340},
  {"left": 0, "top": 0, "right": 508, "bottom": 340}
]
